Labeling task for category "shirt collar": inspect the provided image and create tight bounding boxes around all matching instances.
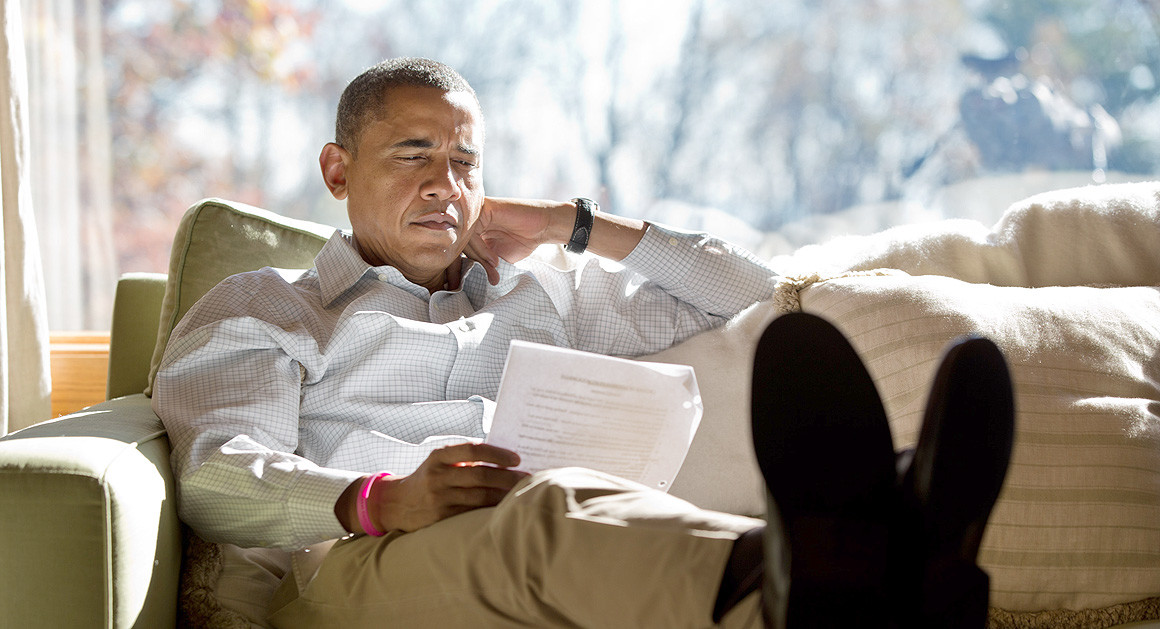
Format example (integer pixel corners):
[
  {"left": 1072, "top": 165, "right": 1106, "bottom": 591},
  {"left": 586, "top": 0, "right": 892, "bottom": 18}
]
[
  {"left": 315, "top": 231, "right": 377, "bottom": 305},
  {"left": 314, "top": 231, "right": 511, "bottom": 306}
]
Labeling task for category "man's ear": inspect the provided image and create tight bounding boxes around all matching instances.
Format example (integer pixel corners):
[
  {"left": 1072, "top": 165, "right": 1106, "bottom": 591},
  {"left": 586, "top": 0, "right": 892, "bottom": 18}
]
[{"left": 320, "top": 143, "right": 351, "bottom": 200}]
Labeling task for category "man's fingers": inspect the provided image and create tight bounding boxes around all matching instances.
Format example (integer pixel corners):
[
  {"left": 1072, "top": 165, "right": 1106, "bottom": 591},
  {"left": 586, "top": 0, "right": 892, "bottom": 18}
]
[
  {"left": 475, "top": 258, "right": 500, "bottom": 286},
  {"left": 431, "top": 442, "right": 521, "bottom": 469},
  {"left": 445, "top": 256, "right": 465, "bottom": 291},
  {"left": 376, "top": 444, "right": 530, "bottom": 532},
  {"left": 442, "top": 462, "right": 528, "bottom": 490},
  {"left": 463, "top": 234, "right": 499, "bottom": 268},
  {"left": 461, "top": 239, "right": 501, "bottom": 286},
  {"left": 437, "top": 485, "right": 514, "bottom": 510}
]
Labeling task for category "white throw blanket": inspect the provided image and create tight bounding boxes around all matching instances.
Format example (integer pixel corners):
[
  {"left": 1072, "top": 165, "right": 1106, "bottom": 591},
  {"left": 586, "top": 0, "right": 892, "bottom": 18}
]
[{"left": 774, "top": 181, "right": 1160, "bottom": 287}]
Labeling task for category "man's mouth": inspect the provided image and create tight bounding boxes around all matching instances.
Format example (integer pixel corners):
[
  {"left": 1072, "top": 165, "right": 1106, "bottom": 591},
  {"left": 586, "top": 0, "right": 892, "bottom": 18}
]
[{"left": 413, "top": 209, "right": 459, "bottom": 231}]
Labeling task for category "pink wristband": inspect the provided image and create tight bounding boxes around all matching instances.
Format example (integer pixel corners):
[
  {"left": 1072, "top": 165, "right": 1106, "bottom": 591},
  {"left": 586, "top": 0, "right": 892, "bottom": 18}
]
[{"left": 357, "top": 472, "right": 391, "bottom": 537}]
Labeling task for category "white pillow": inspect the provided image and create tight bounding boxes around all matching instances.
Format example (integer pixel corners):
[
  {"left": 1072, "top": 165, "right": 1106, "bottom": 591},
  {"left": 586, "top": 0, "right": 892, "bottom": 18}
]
[{"left": 648, "top": 299, "right": 783, "bottom": 517}]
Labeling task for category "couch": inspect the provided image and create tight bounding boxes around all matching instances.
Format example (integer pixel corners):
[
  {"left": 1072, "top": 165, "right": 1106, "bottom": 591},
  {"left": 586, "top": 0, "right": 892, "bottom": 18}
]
[{"left": 2, "top": 185, "right": 1159, "bottom": 628}]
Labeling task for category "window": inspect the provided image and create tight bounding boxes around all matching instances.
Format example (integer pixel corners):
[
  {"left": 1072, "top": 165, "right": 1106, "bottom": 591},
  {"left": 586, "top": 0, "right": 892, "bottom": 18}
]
[{"left": 34, "top": 0, "right": 1160, "bottom": 329}]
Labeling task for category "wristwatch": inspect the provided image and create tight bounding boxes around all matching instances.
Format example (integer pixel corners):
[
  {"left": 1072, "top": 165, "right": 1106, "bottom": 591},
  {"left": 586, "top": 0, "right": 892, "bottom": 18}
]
[{"left": 567, "top": 197, "right": 598, "bottom": 254}]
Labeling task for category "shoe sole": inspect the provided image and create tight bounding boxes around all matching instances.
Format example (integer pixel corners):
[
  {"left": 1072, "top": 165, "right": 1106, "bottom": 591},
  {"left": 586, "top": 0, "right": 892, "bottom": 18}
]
[
  {"left": 751, "top": 312, "right": 897, "bottom": 627},
  {"left": 910, "top": 336, "right": 1014, "bottom": 558},
  {"left": 898, "top": 336, "right": 1015, "bottom": 628}
]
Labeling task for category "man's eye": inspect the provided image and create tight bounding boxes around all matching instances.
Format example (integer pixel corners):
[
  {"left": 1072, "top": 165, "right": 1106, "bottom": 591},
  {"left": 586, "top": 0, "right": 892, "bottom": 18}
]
[{"left": 455, "top": 159, "right": 478, "bottom": 168}]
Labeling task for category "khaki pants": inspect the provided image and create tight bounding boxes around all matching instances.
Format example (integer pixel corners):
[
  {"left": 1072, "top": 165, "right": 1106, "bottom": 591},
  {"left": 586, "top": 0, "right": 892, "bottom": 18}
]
[{"left": 268, "top": 467, "right": 764, "bottom": 628}]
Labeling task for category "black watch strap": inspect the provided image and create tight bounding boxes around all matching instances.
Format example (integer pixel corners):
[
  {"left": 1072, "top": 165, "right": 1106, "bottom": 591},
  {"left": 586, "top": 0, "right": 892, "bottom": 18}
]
[{"left": 566, "top": 197, "right": 598, "bottom": 254}]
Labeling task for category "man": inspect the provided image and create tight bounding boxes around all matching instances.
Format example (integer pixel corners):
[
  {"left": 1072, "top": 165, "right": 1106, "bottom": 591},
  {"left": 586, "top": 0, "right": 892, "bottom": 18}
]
[
  {"left": 155, "top": 57, "right": 778, "bottom": 627},
  {"left": 154, "top": 57, "right": 1012, "bottom": 628}
]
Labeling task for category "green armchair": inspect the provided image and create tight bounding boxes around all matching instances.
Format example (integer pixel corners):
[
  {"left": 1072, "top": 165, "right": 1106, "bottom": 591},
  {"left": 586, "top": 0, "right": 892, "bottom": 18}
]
[{"left": 0, "top": 199, "right": 335, "bottom": 628}]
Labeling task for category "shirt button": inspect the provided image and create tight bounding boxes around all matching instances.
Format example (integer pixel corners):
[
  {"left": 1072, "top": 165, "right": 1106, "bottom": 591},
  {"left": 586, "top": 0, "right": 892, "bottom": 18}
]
[{"left": 669, "top": 237, "right": 679, "bottom": 246}]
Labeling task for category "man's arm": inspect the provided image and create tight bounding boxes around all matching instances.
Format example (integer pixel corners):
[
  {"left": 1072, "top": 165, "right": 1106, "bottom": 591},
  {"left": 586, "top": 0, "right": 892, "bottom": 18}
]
[
  {"left": 464, "top": 197, "right": 646, "bottom": 284},
  {"left": 462, "top": 197, "right": 780, "bottom": 358},
  {"left": 154, "top": 270, "right": 363, "bottom": 550}
]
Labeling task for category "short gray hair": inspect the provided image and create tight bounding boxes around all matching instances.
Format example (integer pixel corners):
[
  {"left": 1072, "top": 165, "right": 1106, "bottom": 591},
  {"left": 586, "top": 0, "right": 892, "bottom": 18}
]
[{"left": 334, "top": 57, "right": 479, "bottom": 155}]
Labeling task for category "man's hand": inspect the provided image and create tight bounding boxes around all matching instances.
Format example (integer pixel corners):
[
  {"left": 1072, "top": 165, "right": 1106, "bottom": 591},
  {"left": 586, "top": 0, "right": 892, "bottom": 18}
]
[
  {"left": 338, "top": 443, "right": 529, "bottom": 535},
  {"left": 463, "top": 197, "right": 570, "bottom": 285}
]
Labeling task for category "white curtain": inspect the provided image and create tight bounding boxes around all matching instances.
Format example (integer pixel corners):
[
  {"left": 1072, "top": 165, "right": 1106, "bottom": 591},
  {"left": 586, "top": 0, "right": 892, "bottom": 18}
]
[
  {"left": 0, "top": 0, "right": 50, "bottom": 435},
  {"left": 22, "top": 0, "right": 114, "bottom": 331}
]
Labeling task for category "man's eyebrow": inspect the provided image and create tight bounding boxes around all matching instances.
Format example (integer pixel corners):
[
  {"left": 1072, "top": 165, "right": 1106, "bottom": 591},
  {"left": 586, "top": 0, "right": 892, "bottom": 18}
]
[
  {"left": 390, "top": 138, "right": 435, "bottom": 150},
  {"left": 389, "top": 138, "right": 479, "bottom": 156}
]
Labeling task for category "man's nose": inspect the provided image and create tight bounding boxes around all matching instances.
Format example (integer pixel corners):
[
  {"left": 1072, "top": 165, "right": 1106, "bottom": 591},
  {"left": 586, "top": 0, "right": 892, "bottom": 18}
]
[{"left": 421, "top": 159, "right": 463, "bottom": 201}]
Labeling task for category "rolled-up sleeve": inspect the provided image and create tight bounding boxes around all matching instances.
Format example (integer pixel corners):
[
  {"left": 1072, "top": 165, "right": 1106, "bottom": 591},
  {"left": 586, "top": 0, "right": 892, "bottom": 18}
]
[
  {"left": 557, "top": 222, "right": 779, "bottom": 357},
  {"left": 621, "top": 223, "right": 778, "bottom": 316},
  {"left": 154, "top": 300, "right": 361, "bottom": 551}
]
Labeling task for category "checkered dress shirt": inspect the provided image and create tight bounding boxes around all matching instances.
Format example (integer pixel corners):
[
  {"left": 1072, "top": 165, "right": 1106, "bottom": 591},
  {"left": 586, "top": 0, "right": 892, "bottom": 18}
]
[{"left": 153, "top": 223, "right": 778, "bottom": 550}]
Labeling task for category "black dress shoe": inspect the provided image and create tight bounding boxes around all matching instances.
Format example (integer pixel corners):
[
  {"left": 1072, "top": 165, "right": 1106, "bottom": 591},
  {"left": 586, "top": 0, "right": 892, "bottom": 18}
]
[
  {"left": 751, "top": 312, "right": 897, "bottom": 628},
  {"left": 894, "top": 336, "right": 1015, "bottom": 628}
]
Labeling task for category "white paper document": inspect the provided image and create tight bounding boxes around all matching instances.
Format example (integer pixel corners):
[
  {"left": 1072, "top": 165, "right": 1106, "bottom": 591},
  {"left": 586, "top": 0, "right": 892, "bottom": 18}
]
[{"left": 486, "top": 340, "right": 702, "bottom": 491}]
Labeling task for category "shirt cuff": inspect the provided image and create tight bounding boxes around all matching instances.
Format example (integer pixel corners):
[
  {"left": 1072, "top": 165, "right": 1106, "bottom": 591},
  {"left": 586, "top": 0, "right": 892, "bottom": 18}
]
[
  {"left": 286, "top": 466, "right": 367, "bottom": 545},
  {"left": 621, "top": 222, "right": 706, "bottom": 277},
  {"left": 620, "top": 222, "right": 778, "bottom": 316}
]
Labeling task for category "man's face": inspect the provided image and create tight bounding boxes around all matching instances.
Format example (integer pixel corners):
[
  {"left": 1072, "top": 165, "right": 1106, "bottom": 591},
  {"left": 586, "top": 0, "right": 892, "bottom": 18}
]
[{"left": 331, "top": 85, "right": 484, "bottom": 288}]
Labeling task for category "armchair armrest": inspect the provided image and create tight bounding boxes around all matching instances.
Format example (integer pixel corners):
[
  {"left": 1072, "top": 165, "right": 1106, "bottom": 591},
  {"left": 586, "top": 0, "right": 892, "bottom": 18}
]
[{"left": 0, "top": 394, "right": 180, "bottom": 629}]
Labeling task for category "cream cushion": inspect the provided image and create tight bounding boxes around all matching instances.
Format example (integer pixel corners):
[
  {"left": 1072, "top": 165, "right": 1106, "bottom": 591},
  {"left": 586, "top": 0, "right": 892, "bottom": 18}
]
[{"left": 796, "top": 272, "right": 1160, "bottom": 613}]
